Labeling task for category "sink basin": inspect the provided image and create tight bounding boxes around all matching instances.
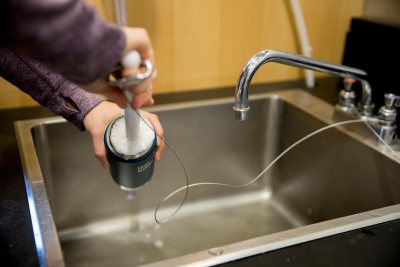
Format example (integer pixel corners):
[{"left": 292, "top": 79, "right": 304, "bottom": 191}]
[{"left": 15, "top": 89, "right": 400, "bottom": 267}]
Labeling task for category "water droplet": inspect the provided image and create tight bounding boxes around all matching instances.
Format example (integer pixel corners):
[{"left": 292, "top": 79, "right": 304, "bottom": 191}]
[
  {"left": 145, "top": 232, "right": 151, "bottom": 240},
  {"left": 125, "top": 191, "right": 136, "bottom": 200},
  {"left": 208, "top": 247, "right": 224, "bottom": 256},
  {"left": 154, "top": 240, "right": 164, "bottom": 248}
]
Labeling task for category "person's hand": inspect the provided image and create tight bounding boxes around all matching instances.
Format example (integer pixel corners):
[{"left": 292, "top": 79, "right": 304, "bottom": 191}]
[
  {"left": 83, "top": 101, "right": 165, "bottom": 169},
  {"left": 139, "top": 110, "right": 165, "bottom": 161},
  {"left": 83, "top": 101, "right": 123, "bottom": 168},
  {"left": 121, "top": 27, "right": 157, "bottom": 109},
  {"left": 80, "top": 27, "right": 157, "bottom": 110}
]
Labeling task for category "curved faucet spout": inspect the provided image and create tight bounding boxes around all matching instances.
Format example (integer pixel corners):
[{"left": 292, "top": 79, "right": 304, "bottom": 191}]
[{"left": 234, "top": 50, "right": 373, "bottom": 120}]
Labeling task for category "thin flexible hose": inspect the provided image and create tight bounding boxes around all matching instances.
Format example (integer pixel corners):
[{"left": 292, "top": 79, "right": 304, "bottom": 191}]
[
  {"left": 356, "top": 113, "right": 400, "bottom": 161},
  {"left": 152, "top": 118, "right": 366, "bottom": 223},
  {"left": 134, "top": 110, "right": 189, "bottom": 224},
  {"left": 138, "top": 108, "right": 400, "bottom": 224}
]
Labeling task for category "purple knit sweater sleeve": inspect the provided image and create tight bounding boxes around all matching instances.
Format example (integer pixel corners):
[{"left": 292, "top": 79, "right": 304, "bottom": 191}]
[
  {"left": 0, "top": 48, "right": 102, "bottom": 130},
  {"left": 0, "top": 0, "right": 125, "bottom": 84}
]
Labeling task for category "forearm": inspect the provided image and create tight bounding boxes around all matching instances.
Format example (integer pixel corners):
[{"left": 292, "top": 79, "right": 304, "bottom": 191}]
[
  {"left": 0, "top": 0, "right": 125, "bottom": 84},
  {"left": 0, "top": 48, "right": 102, "bottom": 130}
]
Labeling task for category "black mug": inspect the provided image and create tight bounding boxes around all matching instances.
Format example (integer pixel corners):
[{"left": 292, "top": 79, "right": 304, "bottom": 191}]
[{"left": 104, "top": 115, "right": 156, "bottom": 190}]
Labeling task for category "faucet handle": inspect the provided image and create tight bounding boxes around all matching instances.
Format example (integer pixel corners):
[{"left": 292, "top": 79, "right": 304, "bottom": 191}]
[
  {"left": 378, "top": 93, "right": 400, "bottom": 122},
  {"left": 384, "top": 93, "right": 400, "bottom": 108},
  {"left": 344, "top": 78, "right": 356, "bottom": 91}
]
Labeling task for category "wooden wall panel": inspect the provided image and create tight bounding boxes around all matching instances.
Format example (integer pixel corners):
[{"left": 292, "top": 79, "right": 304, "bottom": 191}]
[
  {"left": 0, "top": 79, "right": 38, "bottom": 109},
  {"left": 0, "top": 0, "right": 364, "bottom": 109}
]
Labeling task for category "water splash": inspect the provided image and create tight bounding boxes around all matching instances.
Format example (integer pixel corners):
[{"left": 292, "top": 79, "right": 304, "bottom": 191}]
[{"left": 125, "top": 191, "right": 136, "bottom": 200}]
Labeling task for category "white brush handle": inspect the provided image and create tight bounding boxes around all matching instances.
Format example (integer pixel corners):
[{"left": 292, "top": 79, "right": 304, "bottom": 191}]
[
  {"left": 122, "top": 51, "right": 141, "bottom": 140},
  {"left": 124, "top": 106, "right": 141, "bottom": 140},
  {"left": 122, "top": 50, "right": 141, "bottom": 69}
]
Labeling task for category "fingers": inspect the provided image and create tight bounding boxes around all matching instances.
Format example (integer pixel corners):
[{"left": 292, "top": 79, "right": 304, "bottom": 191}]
[
  {"left": 129, "top": 79, "right": 153, "bottom": 108},
  {"left": 122, "top": 27, "right": 156, "bottom": 109},
  {"left": 80, "top": 27, "right": 156, "bottom": 109},
  {"left": 82, "top": 26, "right": 161, "bottom": 166},
  {"left": 128, "top": 70, "right": 157, "bottom": 109},
  {"left": 140, "top": 110, "right": 165, "bottom": 161},
  {"left": 93, "top": 133, "right": 110, "bottom": 169},
  {"left": 85, "top": 72, "right": 155, "bottom": 109},
  {"left": 131, "top": 89, "right": 154, "bottom": 109},
  {"left": 85, "top": 102, "right": 165, "bottom": 168},
  {"left": 83, "top": 101, "right": 124, "bottom": 169},
  {"left": 122, "top": 27, "right": 154, "bottom": 63}
]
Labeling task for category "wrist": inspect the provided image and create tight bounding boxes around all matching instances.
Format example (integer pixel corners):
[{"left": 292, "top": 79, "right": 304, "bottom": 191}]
[{"left": 83, "top": 101, "right": 123, "bottom": 134}]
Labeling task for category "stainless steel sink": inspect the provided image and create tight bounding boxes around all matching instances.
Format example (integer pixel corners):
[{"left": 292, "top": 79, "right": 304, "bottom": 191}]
[{"left": 15, "top": 89, "right": 400, "bottom": 267}]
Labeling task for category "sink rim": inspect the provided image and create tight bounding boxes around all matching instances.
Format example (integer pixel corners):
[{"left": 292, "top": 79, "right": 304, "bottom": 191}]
[
  {"left": 141, "top": 205, "right": 400, "bottom": 267},
  {"left": 14, "top": 89, "right": 400, "bottom": 267}
]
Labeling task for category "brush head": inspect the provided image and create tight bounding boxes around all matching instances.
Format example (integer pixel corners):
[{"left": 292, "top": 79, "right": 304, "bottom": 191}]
[{"left": 108, "top": 115, "right": 154, "bottom": 159}]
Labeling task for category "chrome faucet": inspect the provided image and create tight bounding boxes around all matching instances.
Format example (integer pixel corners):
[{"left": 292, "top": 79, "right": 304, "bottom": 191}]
[
  {"left": 370, "top": 93, "right": 400, "bottom": 145},
  {"left": 233, "top": 50, "right": 374, "bottom": 120}
]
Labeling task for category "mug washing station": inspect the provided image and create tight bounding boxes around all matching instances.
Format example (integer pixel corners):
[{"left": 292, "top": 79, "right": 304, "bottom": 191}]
[
  {"left": 105, "top": 52, "right": 156, "bottom": 196},
  {"left": 15, "top": 50, "right": 400, "bottom": 267}
]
